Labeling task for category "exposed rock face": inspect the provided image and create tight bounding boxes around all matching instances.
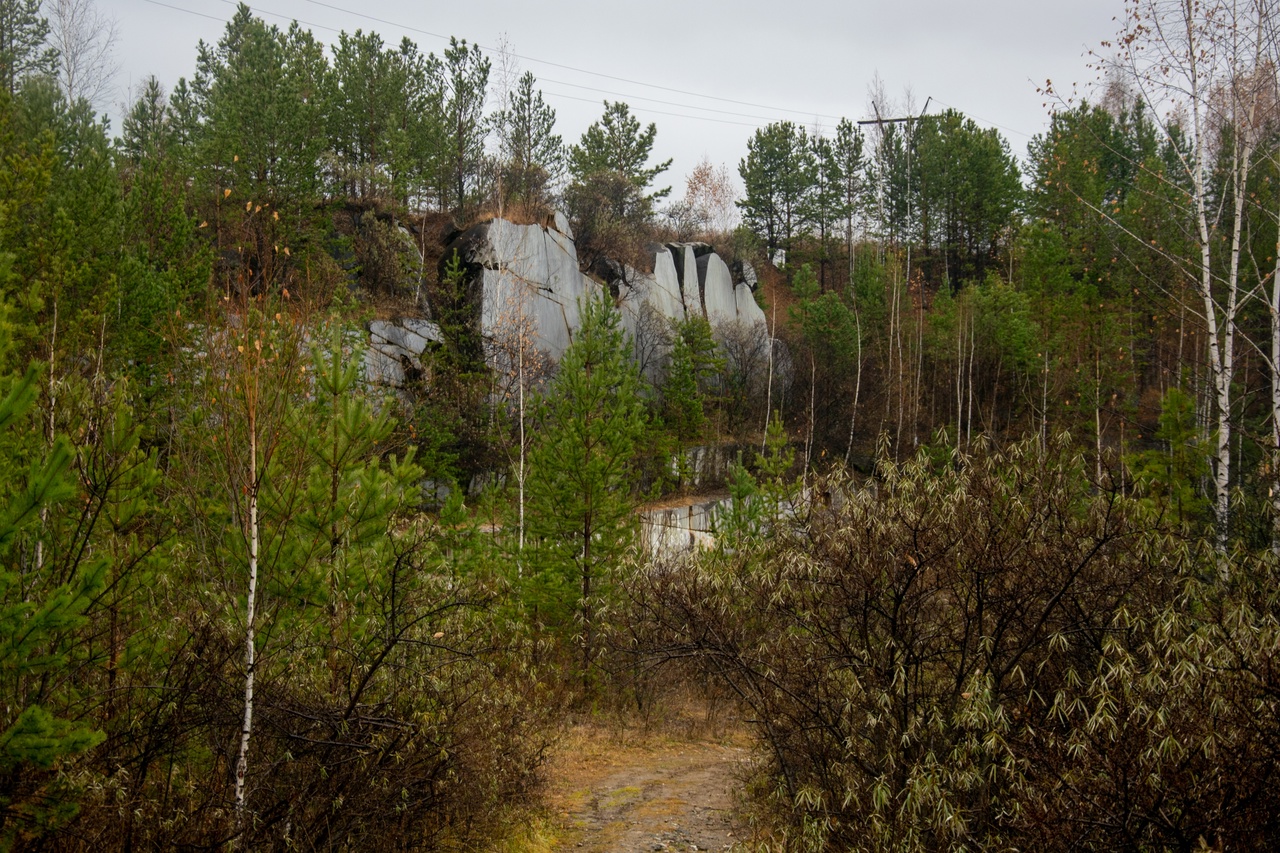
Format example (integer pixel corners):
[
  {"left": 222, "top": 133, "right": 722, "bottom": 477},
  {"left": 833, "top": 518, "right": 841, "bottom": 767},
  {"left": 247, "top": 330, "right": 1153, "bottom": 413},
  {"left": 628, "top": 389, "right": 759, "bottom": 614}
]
[
  {"left": 365, "top": 318, "right": 443, "bottom": 386},
  {"left": 645, "top": 248, "right": 687, "bottom": 322},
  {"left": 444, "top": 217, "right": 589, "bottom": 362},
  {"left": 371, "top": 213, "right": 769, "bottom": 386},
  {"left": 639, "top": 494, "right": 732, "bottom": 558},
  {"left": 696, "top": 253, "right": 739, "bottom": 324},
  {"left": 552, "top": 210, "right": 574, "bottom": 240}
]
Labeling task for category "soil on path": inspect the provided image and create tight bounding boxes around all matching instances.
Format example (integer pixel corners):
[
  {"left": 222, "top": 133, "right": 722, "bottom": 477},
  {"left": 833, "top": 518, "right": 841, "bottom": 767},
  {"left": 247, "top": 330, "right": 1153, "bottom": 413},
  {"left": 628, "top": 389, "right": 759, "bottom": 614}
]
[{"left": 541, "top": 722, "right": 753, "bottom": 853}]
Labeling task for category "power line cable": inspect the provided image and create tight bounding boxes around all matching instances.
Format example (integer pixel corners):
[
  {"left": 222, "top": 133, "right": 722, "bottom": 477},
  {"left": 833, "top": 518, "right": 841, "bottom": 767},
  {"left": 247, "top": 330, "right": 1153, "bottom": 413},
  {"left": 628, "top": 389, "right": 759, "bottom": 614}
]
[
  {"left": 154, "top": 0, "right": 832, "bottom": 126},
  {"left": 139, "top": 0, "right": 228, "bottom": 24},
  {"left": 144, "top": 0, "right": 1034, "bottom": 142},
  {"left": 152, "top": 0, "right": 833, "bottom": 129},
  {"left": 537, "top": 76, "right": 784, "bottom": 123},
  {"left": 299, "top": 0, "right": 847, "bottom": 122},
  {"left": 539, "top": 88, "right": 765, "bottom": 128}
]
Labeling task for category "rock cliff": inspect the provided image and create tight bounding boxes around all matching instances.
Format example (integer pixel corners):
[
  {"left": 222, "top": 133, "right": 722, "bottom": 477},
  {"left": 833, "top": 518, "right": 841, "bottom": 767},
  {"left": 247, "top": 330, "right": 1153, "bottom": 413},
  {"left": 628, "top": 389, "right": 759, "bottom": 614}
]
[{"left": 366, "top": 213, "right": 768, "bottom": 386}]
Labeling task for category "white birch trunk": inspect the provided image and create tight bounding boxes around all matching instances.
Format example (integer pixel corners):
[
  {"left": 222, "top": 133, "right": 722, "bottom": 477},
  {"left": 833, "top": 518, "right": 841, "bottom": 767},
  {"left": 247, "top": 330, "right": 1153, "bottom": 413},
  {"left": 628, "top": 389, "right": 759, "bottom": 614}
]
[
  {"left": 763, "top": 285, "right": 777, "bottom": 453},
  {"left": 234, "top": 398, "right": 259, "bottom": 833},
  {"left": 845, "top": 307, "right": 863, "bottom": 464}
]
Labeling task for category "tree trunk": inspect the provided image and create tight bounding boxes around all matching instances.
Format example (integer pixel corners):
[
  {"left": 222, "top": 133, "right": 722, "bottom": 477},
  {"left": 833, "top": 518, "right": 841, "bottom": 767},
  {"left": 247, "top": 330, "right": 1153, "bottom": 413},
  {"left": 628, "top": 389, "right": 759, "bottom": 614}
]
[
  {"left": 845, "top": 307, "right": 863, "bottom": 464},
  {"left": 1271, "top": 188, "right": 1280, "bottom": 554},
  {"left": 234, "top": 405, "right": 259, "bottom": 839}
]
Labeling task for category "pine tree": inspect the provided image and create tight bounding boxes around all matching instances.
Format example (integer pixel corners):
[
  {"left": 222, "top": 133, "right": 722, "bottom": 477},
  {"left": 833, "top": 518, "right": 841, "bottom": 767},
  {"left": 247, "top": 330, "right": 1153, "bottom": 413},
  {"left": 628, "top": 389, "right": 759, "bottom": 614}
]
[
  {"left": 0, "top": 0, "right": 56, "bottom": 96},
  {"left": 525, "top": 290, "right": 647, "bottom": 684},
  {"left": 493, "top": 70, "right": 563, "bottom": 209},
  {"left": 738, "top": 121, "right": 816, "bottom": 259},
  {"left": 438, "top": 36, "right": 489, "bottom": 216},
  {"left": 0, "top": 366, "right": 106, "bottom": 839},
  {"left": 832, "top": 118, "right": 867, "bottom": 287},
  {"left": 568, "top": 99, "right": 670, "bottom": 211}
]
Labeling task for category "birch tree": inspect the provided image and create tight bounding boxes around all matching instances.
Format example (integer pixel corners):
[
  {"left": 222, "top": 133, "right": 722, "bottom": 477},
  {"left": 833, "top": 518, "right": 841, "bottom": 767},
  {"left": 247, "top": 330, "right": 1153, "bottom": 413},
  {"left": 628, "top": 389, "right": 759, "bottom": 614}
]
[
  {"left": 46, "top": 0, "right": 118, "bottom": 110},
  {"left": 1104, "top": 0, "right": 1274, "bottom": 554}
]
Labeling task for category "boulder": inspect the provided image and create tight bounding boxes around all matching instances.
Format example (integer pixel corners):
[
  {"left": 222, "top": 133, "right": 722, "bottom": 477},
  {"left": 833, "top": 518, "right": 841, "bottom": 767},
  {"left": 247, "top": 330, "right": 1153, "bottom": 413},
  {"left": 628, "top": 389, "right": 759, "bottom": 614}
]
[
  {"left": 364, "top": 346, "right": 408, "bottom": 387},
  {"left": 369, "top": 318, "right": 442, "bottom": 356}
]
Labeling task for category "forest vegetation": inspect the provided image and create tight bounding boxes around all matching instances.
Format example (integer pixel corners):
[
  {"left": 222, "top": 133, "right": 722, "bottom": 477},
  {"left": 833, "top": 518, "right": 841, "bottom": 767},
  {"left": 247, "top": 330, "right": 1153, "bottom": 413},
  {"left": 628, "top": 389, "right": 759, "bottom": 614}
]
[{"left": 1, "top": 0, "right": 1279, "bottom": 849}]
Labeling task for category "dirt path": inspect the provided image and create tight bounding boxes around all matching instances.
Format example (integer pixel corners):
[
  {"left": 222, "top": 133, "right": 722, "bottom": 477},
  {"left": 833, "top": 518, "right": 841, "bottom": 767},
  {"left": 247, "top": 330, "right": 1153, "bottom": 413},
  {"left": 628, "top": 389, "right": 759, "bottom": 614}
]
[{"left": 542, "top": 724, "right": 752, "bottom": 852}]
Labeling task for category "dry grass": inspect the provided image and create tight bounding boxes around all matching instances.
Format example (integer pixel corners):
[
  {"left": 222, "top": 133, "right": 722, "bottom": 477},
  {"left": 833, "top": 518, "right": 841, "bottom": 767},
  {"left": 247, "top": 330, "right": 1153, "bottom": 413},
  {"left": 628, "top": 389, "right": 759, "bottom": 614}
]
[{"left": 478, "top": 691, "right": 752, "bottom": 853}]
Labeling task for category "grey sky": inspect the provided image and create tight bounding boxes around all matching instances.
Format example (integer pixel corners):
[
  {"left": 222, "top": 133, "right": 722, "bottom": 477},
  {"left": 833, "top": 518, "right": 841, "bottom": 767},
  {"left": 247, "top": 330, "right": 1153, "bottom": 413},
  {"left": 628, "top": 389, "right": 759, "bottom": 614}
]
[{"left": 106, "top": 0, "right": 1121, "bottom": 191}]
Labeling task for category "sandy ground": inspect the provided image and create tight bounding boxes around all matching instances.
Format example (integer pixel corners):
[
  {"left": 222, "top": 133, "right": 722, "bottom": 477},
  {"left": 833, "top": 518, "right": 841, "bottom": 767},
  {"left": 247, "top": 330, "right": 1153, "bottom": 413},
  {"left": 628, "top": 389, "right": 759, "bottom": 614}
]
[{"left": 541, "top": 722, "right": 753, "bottom": 852}]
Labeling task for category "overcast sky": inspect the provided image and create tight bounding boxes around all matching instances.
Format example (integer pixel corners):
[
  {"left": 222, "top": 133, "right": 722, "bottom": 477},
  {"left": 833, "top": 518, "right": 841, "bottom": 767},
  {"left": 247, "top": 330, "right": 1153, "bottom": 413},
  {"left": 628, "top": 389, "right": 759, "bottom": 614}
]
[{"left": 105, "top": 0, "right": 1123, "bottom": 191}]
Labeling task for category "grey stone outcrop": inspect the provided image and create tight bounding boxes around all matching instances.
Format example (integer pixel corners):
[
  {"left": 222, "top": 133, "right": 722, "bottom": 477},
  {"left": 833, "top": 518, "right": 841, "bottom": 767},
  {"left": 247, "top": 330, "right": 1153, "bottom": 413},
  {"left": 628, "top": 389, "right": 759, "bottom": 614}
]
[
  {"left": 365, "top": 318, "right": 442, "bottom": 386},
  {"left": 451, "top": 217, "right": 589, "bottom": 362},
  {"left": 369, "top": 212, "right": 770, "bottom": 387},
  {"left": 639, "top": 496, "right": 730, "bottom": 558},
  {"left": 697, "top": 253, "right": 739, "bottom": 324}
]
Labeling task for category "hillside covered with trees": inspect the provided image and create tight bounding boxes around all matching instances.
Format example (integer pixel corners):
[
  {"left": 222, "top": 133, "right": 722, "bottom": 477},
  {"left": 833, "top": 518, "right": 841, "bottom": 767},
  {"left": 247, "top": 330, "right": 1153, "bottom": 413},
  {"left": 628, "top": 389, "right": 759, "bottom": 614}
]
[{"left": 1, "top": 0, "right": 1280, "bottom": 849}]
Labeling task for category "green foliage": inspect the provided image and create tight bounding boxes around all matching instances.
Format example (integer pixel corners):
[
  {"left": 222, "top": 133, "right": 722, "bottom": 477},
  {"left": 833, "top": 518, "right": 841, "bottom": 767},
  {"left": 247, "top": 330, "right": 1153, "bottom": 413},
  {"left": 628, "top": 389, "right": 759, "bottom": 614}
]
[
  {"left": 564, "top": 101, "right": 671, "bottom": 269},
  {"left": 326, "top": 30, "right": 444, "bottom": 204},
  {"left": 493, "top": 70, "right": 563, "bottom": 210},
  {"left": 568, "top": 100, "right": 671, "bottom": 212},
  {"left": 716, "top": 413, "right": 796, "bottom": 541},
  {"left": 636, "top": 438, "right": 1230, "bottom": 850},
  {"left": 118, "top": 77, "right": 170, "bottom": 165},
  {"left": 788, "top": 262, "right": 863, "bottom": 455},
  {"left": 660, "top": 315, "right": 722, "bottom": 443},
  {"left": 738, "top": 121, "right": 816, "bottom": 257},
  {"left": 524, "top": 290, "right": 648, "bottom": 680},
  {"left": 438, "top": 36, "right": 490, "bottom": 216},
  {"left": 913, "top": 109, "right": 1023, "bottom": 283},
  {"left": 190, "top": 7, "right": 328, "bottom": 208},
  {"left": 1127, "top": 386, "right": 1211, "bottom": 526},
  {"left": 662, "top": 328, "right": 704, "bottom": 442},
  {"left": 0, "top": 0, "right": 55, "bottom": 96},
  {"left": 145, "top": 311, "right": 551, "bottom": 848},
  {"left": 415, "top": 249, "right": 491, "bottom": 480},
  {"left": 0, "top": 367, "right": 108, "bottom": 838},
  {"left": 3, "top": 2, "right": 1280, "bottom": 845}
]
